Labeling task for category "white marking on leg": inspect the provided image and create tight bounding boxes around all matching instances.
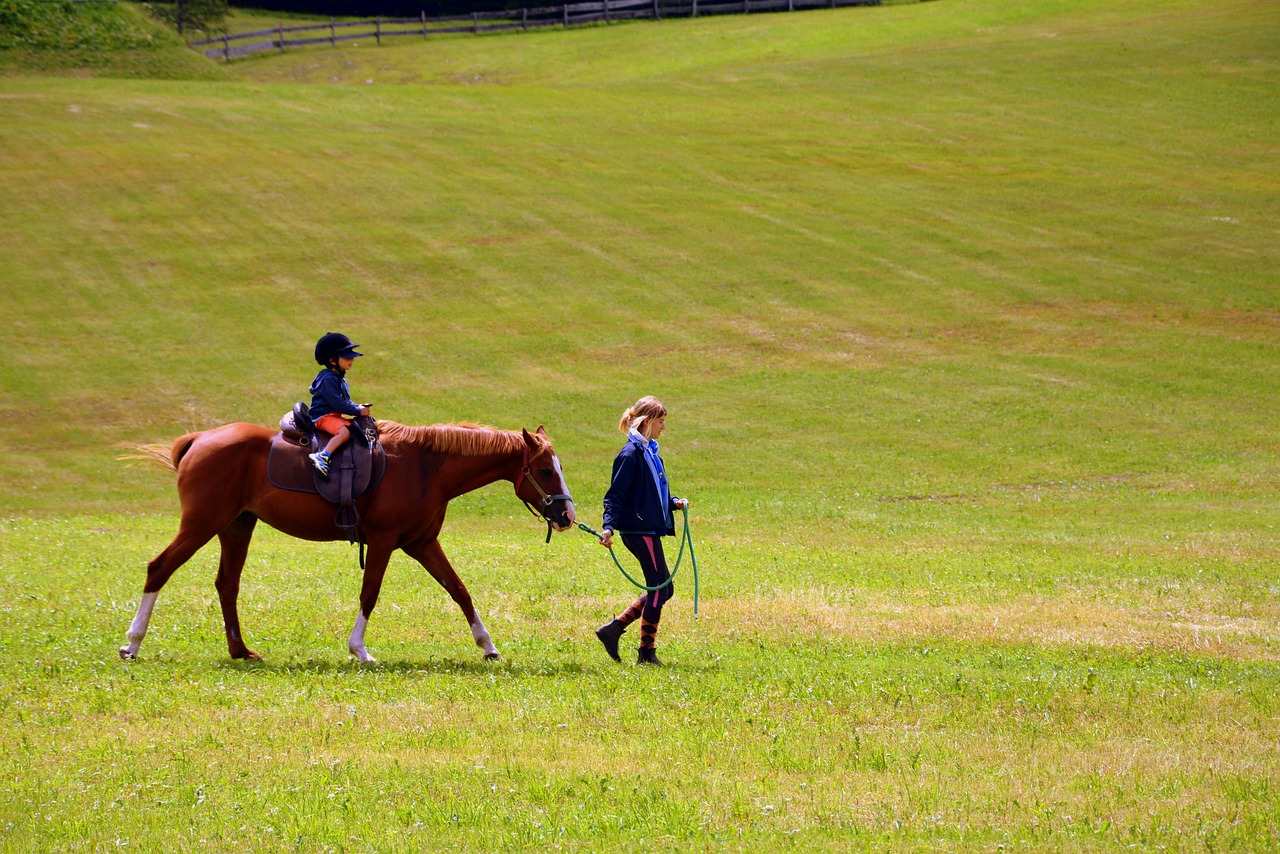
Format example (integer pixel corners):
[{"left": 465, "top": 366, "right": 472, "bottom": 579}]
[
  {"left": 471, "top": 618, "right": 499, "bottom": 660},
  {"left": 348, "top": 611, "right": 377, "bottom": 664},
  {"left": 119, "top": 592, "right": 158, "bottom": 660}
]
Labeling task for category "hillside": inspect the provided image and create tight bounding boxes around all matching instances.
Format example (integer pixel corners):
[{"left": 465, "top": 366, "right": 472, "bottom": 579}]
[
  {"left": 0, "top": 0, "right": 223, "bottom": 78},
  {"left": 1, "top": 0, "right": 1275, "bottom": 518}
]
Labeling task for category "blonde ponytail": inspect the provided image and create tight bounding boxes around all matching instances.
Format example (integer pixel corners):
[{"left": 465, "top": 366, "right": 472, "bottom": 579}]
[{"left": 618, "top": 395, "right": 667, "bottom": 437}]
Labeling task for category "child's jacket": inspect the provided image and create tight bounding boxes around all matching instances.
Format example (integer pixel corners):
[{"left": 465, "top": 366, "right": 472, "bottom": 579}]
[{"left": 308, "top": 369, "right": 362, "bottom": 420}]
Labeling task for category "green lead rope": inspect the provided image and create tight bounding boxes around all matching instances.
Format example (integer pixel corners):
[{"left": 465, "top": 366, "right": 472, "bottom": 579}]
[{"left": 577, "top": 506, "right": 700, "bottom": 617}]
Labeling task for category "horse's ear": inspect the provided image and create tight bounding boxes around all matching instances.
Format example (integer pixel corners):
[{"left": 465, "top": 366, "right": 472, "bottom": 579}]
[
  {"left": 522, "top": 428, "right": 536, "bottom": 447},
  {"left": 536, "top": 425, "right": 547, "bottom": 436}
]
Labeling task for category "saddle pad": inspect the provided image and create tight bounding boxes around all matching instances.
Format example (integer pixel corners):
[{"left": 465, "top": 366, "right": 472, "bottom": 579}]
[{"left": 267, "top": 432, "right": 386, "bottom": 504}]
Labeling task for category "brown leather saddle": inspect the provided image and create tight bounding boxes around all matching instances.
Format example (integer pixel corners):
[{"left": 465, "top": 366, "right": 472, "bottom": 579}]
[{"left": 268, "top": 403, "right": 386, "bottom": 545}]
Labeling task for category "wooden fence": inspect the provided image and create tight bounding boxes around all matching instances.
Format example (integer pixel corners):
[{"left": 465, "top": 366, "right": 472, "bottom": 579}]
[{"left": 190, "top": 0, "right": 880, "bottom": 61}]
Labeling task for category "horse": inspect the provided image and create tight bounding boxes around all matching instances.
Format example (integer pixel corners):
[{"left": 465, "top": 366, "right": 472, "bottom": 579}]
[{"left": 119, "top": 420, "right": 575, "bottom": 664}]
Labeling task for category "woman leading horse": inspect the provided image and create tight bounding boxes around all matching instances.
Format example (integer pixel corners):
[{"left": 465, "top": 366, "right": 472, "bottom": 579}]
[{"left": 119, "top": 420, "right": 575, "bottom": 664}]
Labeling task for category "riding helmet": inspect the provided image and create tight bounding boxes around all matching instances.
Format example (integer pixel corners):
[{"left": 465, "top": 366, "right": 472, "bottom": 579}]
[{"left": 314, "top": 332, "right": 363, "bottom": 365}]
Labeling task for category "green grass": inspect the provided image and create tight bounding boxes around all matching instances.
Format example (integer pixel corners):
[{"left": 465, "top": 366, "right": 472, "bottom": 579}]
[
  {"left": 2, "top": 514, "right": 1277, "bottom": 849},
  {"left": 1, "top": 0, "right": 1278, "bottom": 848},
  {"left": 0, "top": 0, "right": 225, "bottom": 79}
]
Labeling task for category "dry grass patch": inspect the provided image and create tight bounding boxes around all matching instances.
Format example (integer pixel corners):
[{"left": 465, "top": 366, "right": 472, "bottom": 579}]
[{"left": 711, "top": 588, "right": 1280, "bottom": 661}]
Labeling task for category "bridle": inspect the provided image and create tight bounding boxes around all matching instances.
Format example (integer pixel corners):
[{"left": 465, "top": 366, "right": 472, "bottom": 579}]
[{"left": 514, "top": 441, "right": 573, "bottom": 543}]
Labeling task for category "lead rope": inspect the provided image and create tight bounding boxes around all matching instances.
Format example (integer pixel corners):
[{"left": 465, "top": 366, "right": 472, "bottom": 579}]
[{"left": 577, "top": 505, "right": 700, "bottom": 617}]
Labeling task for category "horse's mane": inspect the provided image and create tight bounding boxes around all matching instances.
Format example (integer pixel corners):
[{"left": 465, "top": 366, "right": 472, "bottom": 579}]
[{"left": 375, "top": 421, "right": 551, "bottom": 457}]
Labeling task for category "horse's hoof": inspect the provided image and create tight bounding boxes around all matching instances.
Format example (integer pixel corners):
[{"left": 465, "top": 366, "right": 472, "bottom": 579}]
[
  {"left": 483, "top": 652, "right": 501, "bottom": 662},
  {"left": 118, "top": 647, "right": 137, "bottom": 661},
  {"left": 231, "top": 649, "right": 262, "bottom": 661}
]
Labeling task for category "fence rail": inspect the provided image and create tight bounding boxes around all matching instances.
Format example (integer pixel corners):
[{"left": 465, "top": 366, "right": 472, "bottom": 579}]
[{"left": 190, "top": 0, "right": 880, "bottom": 60}]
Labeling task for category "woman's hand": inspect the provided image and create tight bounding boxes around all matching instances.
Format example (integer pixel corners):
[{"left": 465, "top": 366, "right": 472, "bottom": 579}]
[
  {"left": 675, "top": 498, "right": 690, "bottom": 511},
  {"left": 598, "top": 528, "right": 614, "bottom": 548}
]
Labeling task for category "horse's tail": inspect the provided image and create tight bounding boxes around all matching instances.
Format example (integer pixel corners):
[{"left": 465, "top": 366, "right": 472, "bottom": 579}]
[{"left": 120, "top": 433, "right": 199, "bottom": 474}]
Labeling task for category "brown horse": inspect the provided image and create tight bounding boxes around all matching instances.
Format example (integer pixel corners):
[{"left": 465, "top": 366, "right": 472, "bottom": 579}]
[{"left": 119, "top": 420, "right": 575, "bottom": 663}]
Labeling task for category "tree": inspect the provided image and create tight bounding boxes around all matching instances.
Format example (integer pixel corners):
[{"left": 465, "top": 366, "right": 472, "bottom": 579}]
[{"left": 146, "top": 0, "right": 228, "bottom": 36}]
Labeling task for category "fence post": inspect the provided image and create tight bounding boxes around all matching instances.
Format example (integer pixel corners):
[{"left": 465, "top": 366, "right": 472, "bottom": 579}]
[
  {"left": 376, "top": 17, "right": 382, "bottom": 46},
  {"left": 563, "top": 3, "right": 569, "bottom": 27},
  {"left": 692, "top": 0, "right": 698, "bottom": 16},
  {"left": 522, "top": 7, "right": 528, "bottom": 30},
  {"left": 653, "top": 0, "right": 660, "bottom": 19},
  {"left": 422, "top": 11, "right": 428, "bottom": 39},
  {"left": 743, "top": 0, "right": 748, "bottom": 12},
  {"left": 330, "top": 18, "right": 336, "bottom": 47},
  {"left": 222, "top": 32, "right": 230, "bottom": 62},
  {"left": 277, "top": 24, "right": 284, "bottom": 53}
]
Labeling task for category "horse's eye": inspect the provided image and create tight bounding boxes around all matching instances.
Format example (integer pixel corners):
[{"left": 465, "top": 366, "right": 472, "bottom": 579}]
[{"left": 540, "top": 468, "right": 555, "bottom": 479}]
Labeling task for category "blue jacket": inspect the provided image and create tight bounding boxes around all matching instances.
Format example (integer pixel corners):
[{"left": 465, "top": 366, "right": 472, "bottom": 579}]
[
  {"left": 308, "top": 369, "right": 362, "bottom": 420},
  {"left": 603, "top": 433, "right": 680, "bottom": 537}
]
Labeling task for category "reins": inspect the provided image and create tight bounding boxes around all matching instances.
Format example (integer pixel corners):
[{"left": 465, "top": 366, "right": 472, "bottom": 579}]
[{"left": 577, "top": 506, "right": 700, "bottom": 617}]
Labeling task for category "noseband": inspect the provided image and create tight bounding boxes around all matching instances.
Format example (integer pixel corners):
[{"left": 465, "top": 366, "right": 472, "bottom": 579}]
[{"left": 514, "top": 442, "right": 573, "bottom": 543}]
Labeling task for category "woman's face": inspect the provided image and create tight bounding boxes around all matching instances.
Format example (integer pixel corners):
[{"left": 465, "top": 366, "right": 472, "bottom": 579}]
[{"left": 648, "top": 416, "right": 666, "bottom": 440}]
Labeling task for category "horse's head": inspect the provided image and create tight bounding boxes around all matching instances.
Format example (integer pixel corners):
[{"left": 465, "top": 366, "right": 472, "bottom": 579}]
[{"left": 514, "top": 426, "right": 576, "bottom": 538}]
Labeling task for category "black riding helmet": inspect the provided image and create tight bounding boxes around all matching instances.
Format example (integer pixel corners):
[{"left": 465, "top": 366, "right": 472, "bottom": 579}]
[{"left": 314, "top": 332, "right": 362, "bottom": 365}]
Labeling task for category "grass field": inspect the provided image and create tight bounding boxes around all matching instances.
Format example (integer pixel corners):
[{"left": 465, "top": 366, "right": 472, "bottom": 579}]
[{"left": 1, "top": 0, "right": 1278, "bottom": 849}]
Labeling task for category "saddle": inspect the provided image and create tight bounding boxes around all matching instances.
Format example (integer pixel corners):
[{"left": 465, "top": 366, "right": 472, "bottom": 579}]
[{"left": 269, "top": 402, "right": 386, "bottom": 545}]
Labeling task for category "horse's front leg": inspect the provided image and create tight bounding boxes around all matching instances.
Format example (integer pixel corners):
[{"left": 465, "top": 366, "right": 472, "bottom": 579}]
[
  {"left": 402, "top": 536, "right": 500, "bottom": 660},
  {"left": 348, "top": 538, "right": 396, "bottom": 664}
]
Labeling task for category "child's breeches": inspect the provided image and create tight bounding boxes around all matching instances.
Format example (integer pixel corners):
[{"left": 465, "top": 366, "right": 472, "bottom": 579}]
[{"left": 621, "top": 534, "right": 674, "bottom": 621}]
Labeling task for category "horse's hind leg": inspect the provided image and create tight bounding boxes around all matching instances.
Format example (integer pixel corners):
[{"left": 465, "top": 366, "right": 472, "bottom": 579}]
[
  {"left": 402, "top": 537, "right": 500, "bottom": 661},
  {"left": 215, "top": 512, "right": 260, "bottom": 661},
  {"left": 119, "top": 523, "right": 217, "bottom": 660}
]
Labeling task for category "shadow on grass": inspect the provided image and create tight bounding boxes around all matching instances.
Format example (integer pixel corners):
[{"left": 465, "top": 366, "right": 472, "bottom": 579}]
[
  {"left": 214, "top": 656, "right": 593, "bottom": 679},
  {"left": 212, "top": 654, "right": 722, "bottom": 678}
]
